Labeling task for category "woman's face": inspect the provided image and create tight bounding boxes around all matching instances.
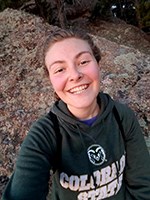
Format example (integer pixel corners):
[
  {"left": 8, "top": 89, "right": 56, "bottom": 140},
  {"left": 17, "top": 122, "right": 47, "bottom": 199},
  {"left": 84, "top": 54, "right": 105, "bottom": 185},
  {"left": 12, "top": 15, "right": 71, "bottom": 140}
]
[{"left": 45, "top": 38, "right": 100, "bottom": 118}]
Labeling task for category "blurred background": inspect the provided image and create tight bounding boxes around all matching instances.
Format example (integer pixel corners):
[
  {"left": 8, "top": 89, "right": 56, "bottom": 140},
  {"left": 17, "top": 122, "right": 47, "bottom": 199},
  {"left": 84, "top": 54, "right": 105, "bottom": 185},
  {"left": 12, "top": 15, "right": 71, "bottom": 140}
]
[{"left": 0, "top": 0, "right": 149, "bottom": 33}]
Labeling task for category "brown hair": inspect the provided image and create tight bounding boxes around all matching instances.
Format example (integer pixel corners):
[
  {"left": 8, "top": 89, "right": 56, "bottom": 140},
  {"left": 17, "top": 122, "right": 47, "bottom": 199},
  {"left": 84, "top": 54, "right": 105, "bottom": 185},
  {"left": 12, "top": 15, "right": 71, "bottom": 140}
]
[{"left": 43, "top": 28, "right": 101, "bottom": 76}]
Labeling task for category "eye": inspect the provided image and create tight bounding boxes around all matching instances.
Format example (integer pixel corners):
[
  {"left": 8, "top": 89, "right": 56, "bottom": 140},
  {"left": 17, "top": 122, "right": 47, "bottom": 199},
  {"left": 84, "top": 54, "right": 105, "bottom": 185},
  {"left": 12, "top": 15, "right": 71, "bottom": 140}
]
[
  {"left": 79, "top": 60, "right": 90, "bottom": 66},
  {"left": 55, "top": 68, "right": 63, "bottom": 73},
  {"left": 53, "top": 67, "right": 65, "bottom": 74}
]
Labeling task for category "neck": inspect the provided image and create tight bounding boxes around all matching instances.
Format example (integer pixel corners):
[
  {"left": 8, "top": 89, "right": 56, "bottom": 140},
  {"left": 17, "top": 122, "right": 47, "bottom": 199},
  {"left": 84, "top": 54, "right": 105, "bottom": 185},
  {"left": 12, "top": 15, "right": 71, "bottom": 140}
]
[{"left": 67, "top": 101, "right": 100, "bottom": 120}]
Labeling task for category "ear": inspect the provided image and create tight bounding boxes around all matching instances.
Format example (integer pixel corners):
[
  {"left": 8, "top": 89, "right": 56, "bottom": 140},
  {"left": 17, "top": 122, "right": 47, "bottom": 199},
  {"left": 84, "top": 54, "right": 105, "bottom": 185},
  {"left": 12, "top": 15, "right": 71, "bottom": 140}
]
[
  {"left": 54, "top": 92, "right": 60, "bottom": 100},
  {"left": 98, "top": 62, "right": 101, "bottom": 81},
  {"left": 98, "top": 61, "right": 101, "bottom": 70}
]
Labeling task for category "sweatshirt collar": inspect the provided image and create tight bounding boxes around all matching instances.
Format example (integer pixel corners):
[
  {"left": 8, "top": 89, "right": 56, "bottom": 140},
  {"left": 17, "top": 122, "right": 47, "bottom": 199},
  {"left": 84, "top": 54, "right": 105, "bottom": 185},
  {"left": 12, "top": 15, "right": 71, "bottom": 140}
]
[{"left": 51, "top": 92, "right": 114, "bottom": 127}]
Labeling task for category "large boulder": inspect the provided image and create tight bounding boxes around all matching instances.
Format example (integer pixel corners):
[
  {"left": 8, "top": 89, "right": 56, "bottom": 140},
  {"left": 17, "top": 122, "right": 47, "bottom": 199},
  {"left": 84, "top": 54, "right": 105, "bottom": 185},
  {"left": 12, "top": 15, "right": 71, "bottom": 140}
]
[{"left": 0, "top": 8, "right": 150, "bottom": 196}]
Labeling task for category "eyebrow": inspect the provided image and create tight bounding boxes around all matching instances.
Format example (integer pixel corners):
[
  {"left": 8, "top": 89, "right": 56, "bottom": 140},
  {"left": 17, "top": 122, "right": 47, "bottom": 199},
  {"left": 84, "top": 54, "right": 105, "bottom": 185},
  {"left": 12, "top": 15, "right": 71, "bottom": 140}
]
[
  {"left": 75, "top": 51, "right": 92, "bottom": 59},
  {"left": 49, "top": 51, "right": 92, "bottom": 68}
]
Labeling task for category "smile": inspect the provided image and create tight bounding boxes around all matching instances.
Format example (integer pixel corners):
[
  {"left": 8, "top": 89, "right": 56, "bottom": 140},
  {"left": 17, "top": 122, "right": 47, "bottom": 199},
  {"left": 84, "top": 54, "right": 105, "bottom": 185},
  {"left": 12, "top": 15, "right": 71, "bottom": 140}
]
[{"left": 68, "top": 84, "right": 89, "bottom": 94}]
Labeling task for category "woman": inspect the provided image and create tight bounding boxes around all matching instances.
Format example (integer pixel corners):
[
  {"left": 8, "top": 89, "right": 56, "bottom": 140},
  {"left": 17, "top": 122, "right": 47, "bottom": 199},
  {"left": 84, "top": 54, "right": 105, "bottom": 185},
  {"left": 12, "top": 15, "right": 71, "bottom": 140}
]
[{"left": 2, "top": 28, "right": 150, "bottom": 200}]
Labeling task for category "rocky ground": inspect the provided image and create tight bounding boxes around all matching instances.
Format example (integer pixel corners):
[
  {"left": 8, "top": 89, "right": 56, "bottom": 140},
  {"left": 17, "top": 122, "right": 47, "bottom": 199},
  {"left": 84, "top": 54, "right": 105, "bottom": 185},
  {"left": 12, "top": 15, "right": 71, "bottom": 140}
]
[{"left": 0, "top": 8, "right": 150, "bottom": 197}]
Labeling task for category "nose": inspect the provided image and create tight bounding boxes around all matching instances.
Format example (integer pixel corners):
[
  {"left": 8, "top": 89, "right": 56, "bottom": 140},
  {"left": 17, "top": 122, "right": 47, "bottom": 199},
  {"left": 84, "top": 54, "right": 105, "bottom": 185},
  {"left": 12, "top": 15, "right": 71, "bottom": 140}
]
[{"left": 68, "top": 67, "right": 83, "bottom": 82}]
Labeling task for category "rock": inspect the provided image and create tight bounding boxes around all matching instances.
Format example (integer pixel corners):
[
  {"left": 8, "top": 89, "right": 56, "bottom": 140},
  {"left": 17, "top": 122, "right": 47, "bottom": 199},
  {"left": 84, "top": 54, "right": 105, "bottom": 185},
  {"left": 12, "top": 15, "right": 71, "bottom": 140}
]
[
  {"left": 93, "top": 36, "right": 150, "bottom": 137},
  {"left": 0, "top": 8, "right": 150, "bottom": 196}
]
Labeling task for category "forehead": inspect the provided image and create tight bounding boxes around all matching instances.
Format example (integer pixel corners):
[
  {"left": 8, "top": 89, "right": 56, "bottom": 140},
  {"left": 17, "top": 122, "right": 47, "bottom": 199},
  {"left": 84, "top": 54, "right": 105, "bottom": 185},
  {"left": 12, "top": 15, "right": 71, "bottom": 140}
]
[
  {"left": 47, "top": 38, "right": 92, "bottom": 54},
  {"left": 45, "top": 38, "right": 93, "bottom": 66}
]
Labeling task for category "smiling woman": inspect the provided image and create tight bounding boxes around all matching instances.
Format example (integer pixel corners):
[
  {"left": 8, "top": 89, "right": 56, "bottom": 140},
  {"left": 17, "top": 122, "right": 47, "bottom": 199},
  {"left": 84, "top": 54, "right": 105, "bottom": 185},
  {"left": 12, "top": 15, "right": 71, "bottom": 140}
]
[{"left": 2, "top": 28, "right": 150, "bottom": 200}]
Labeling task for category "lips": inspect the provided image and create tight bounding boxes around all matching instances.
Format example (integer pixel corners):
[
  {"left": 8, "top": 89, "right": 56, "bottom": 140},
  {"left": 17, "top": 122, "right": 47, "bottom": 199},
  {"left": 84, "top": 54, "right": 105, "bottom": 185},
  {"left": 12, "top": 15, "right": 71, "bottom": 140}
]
[{"left": 68, "top": 84, "right": 89, "bottom": 94}]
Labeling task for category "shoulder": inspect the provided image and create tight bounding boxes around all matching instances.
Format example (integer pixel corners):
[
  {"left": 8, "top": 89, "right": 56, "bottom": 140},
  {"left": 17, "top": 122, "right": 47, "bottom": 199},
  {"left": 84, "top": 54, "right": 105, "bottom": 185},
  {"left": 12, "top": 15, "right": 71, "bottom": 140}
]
[
  {"left": 100, "top": 92, "right": 135, "bottom": 119},
  {"left": 113, "top": 101, "right": 142, "bottom": 139},
  {"left": 22, "top": 112, "right": 58, "bottom": 149},
  {"left": 30, "top": 112, "right": 56, "bottom": 132},
  {"left": 113, "top": 101, "right": 135, "bottom": 120}
]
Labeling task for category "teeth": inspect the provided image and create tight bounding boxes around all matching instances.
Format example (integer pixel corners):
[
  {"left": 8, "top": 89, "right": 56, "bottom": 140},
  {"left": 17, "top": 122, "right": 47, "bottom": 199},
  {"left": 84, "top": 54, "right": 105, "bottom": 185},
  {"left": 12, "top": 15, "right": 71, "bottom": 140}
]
[{"left": 69, "top": 85, "right": 88, "bottom": 94}]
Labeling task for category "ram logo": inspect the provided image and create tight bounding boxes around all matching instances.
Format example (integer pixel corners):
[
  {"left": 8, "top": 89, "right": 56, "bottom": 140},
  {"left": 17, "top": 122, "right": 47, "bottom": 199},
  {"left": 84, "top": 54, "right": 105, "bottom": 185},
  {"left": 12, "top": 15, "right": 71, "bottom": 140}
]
[{"left": 87, "top": 144, "right": 106, "bottom": 166}]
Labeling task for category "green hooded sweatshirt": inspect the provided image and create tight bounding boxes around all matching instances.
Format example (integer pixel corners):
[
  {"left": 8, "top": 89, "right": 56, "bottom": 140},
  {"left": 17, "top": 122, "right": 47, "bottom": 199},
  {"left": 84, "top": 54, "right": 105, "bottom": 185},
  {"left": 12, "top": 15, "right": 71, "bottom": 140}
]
[{"left": 2, "top": 93, "right": 150, "bottom": 200}]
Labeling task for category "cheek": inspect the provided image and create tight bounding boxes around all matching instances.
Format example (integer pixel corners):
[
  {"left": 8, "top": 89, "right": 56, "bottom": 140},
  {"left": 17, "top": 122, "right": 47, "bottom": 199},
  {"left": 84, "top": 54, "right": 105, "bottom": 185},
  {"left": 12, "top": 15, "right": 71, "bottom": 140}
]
[
  {"left": 49, "top": 76, "right": 65, "bottom": 92},
  {"left": 86, "top": 65, "right": 100, "bottom": 81}
]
